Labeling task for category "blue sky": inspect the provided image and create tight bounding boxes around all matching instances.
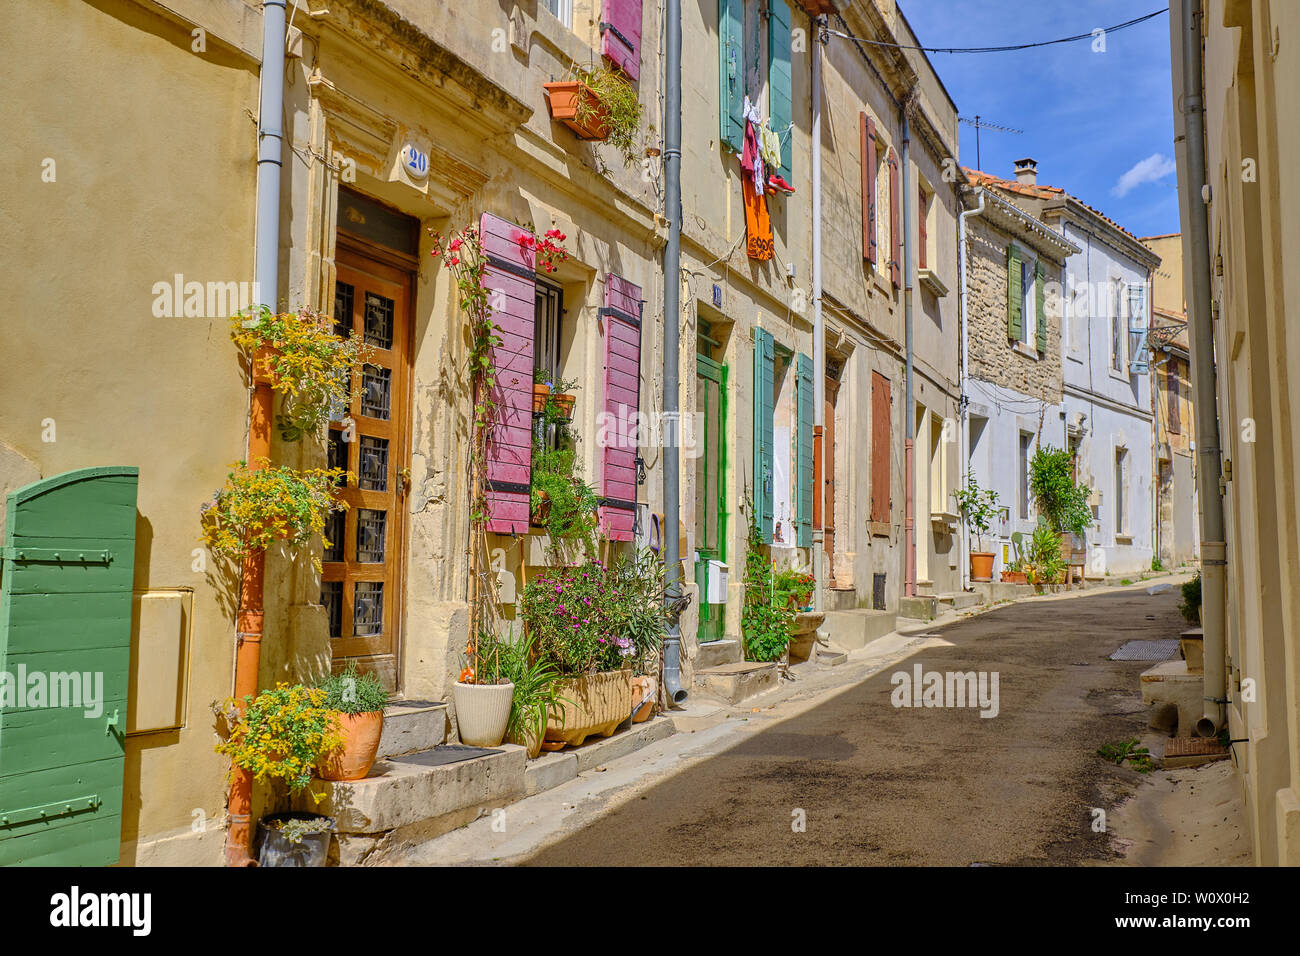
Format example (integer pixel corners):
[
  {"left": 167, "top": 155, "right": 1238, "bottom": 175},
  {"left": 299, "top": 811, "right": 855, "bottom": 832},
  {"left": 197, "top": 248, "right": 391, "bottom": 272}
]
[{"left": 897, "top": 0, "right": 1179, "bottom": 237}]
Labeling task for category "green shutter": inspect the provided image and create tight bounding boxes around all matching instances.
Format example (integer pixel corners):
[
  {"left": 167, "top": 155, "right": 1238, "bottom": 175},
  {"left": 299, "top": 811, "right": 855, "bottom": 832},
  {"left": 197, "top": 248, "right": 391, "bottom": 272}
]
[
  {"left": 795, "top": 351, "right": 813, "bottom": 548},
  {"left": 719, "top": 0, "right": 744, "bottom": 153},
  {"left": 768, "top": 0, "right": 793, "bottom": 176},
  {"left": 1007, "top": 243, "right": 1022, "bottom": 341},
  {"left": 753, "top": 328, "right": 775, "bottom": 542},
  {"left": 0, "top": 467, "right": 138, "bottom": 866},
  {"left": 1035, "top": 259, "right": 1047, "bottom": 352}
]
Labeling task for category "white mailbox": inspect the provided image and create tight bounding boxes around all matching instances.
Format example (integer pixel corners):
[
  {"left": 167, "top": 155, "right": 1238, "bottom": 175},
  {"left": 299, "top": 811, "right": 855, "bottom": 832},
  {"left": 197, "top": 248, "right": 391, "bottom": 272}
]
[{"left": 706, "top": 560, "right": 729, "bottom": 605}]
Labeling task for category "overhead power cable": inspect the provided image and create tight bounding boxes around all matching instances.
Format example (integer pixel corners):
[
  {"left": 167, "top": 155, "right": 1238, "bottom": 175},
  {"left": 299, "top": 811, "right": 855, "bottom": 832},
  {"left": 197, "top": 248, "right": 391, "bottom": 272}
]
[{"left": 827, "top": 8, "right": 1167, "bottom": 55}]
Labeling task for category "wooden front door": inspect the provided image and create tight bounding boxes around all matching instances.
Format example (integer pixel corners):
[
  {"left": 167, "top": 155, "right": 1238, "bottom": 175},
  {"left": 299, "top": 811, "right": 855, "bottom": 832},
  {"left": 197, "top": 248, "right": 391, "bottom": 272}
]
[
  {"left": 823, "top": 377, "right": 838, "bottom": 584},
  {"left": 322, "top": 245, "right": 413, "bottom": 688},
  {"left": 694, "top": 352, "right": 727, "bottom": 643}
]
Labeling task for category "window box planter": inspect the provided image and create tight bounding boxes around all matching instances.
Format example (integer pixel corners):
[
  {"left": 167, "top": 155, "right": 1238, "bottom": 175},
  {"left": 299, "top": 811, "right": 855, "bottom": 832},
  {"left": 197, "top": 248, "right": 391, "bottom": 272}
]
[
  {"left": 542, "top": 669, "right": 632, "bottom": 749},
  {"left": 543, "top": 81, "right": 611, "bottom": 141},
  {"left": 1000, "top": 570, "right": 1028, "bottom": 585}
]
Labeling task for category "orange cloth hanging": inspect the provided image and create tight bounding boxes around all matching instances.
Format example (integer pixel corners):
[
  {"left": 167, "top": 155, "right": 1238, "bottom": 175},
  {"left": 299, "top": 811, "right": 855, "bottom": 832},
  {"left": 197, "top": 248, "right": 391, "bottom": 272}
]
[{"left": 743, "top": 176, "right": 773, "bottom": 261}]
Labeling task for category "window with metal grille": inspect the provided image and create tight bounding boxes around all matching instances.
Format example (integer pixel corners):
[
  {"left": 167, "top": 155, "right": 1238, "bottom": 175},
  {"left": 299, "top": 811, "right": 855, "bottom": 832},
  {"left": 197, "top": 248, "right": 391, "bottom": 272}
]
[
  {"left": 322, "top": 581, "right": 343, "bottom": 638},
  {"left": 356, "top": 509, "right": 386, "bottom": 563},
  {"left": 334, "top": 281, "right": 354, "bottom": 339},
  {"left": 323, "top": 509, "right": 345, "bottom": 563},
  {"left": 364, "top": 292, "right": 394, "bottom": 350},
  {"left": 358, "top": 435, "right": 388, "bottom": 491},
  {"left": 361, "top": 365, "right": 391, "bottom": 419},
  {"left": 354, "top": 582, "right": 384, "bottom": 636}
]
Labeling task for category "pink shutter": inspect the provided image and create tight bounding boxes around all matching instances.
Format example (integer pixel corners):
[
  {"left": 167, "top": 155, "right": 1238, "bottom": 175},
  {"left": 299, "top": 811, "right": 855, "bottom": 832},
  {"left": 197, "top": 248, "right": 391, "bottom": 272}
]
[
  {"left": 599, "top": 274, "right": 642, "bottom": 541},
  {"left": 601, "top": 0, "right": 642, "bottom": 82},
  {"left": 479, "top": 212, "right": 536, "bottom": 534},
  {"left": 888, "top": 148, "right": 901, "bottom": 288}
]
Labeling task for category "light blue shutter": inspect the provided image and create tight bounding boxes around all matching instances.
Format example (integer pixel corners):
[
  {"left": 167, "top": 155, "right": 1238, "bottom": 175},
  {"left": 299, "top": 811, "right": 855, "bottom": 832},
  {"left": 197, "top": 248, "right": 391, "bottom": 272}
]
[
  {"left": 719, "top": 0, "right": 744, "bottom": 153},
  {"left": 753, "top": 328, "right": 775, "bottom": 542},
  {"left": 768, "top": 0, "right": 793, "bottom": 176},
  {"left": 795, "top": 352, "right": 813, "bottom": 547},
  {"left": 1129, "top": 284, "right": 1149, "bottom": 373}
]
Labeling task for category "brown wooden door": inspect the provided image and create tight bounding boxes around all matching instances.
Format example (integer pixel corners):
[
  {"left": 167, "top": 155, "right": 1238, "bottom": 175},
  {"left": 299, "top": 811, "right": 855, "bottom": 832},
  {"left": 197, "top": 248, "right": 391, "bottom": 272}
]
[
  {"left": 824, "top": 377, "right": 838, "bottom": 584},
  {"left": 321, "top": 245, "right": 413, "bottom": 687}
]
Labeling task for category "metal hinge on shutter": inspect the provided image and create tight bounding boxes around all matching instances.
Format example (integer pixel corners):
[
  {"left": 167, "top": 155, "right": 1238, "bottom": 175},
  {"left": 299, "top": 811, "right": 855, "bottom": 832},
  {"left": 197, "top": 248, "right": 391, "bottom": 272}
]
[
  {"left": 1, "top": 548, "right": 114, "bottom": 564},
  {"left": 1, "top": 795, "right": 101, "bottom": 829},
  {"left": 600, "top": 20, "right": 634, "bottom": 52}
]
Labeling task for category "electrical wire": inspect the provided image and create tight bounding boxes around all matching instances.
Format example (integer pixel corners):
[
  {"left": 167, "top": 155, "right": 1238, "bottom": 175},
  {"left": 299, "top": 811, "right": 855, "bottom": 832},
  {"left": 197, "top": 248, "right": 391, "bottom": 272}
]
[{"left": 827, "top": 8, "right": 1167, "bottom": 55}]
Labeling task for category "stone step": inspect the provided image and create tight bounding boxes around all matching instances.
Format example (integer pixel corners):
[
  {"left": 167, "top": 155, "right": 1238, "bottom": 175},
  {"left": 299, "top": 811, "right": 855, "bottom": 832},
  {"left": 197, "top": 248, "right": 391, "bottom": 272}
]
[
  {"left": 822, "top": 608, "right": 898, "bottom": 649},
  {"left": 294, "top": 743, "right": 526, "bottom": 864},
  {"left": 694, "top": 661, "right": 779, "bottom": 704},
  {"left": 825, "top": 587, "right": 861, "bottom": 612},
  {"left": 525, "top": 716, "right": 676, "bottom": 795},
  {"left": 936, "top": 591, "right": 981, "bottom": 610},
  {"left": 696, "top": 638, "right": 742, "bottom": 669},
  {"left": 971, "top": 581, "right": 1035, "bottom": 604},
  {"left": 897, "top": 595, "right": 938, "bottom": 621},
  {"left": 377, "top": 700, "right": 447, "bottom": 759},
  {"left": 814, "top": 645, "right": 848, "bottom": 666}
]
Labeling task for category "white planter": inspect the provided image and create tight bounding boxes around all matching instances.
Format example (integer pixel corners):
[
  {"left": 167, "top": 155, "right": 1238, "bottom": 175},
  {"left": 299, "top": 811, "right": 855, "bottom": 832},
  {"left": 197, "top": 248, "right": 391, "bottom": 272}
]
[{"left": 453, "top": 681, "right": 514, "bottom": 747}]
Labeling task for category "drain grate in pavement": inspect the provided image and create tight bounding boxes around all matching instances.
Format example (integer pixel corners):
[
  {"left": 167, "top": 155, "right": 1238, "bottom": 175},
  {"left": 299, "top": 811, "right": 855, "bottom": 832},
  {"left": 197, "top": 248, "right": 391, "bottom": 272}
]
[{"left": 1109, "top": 638, "right": 1181, "bottom": 661}]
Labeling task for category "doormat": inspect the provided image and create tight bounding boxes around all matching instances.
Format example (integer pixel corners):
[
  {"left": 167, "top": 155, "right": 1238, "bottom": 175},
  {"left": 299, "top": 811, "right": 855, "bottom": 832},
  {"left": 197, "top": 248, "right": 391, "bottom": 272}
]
[
  {"left": 1109, "top": 638, "right": 1181, "bottom": 661},
  {"left": 391, "top": 745, "right": 502, "bottom": 768}
]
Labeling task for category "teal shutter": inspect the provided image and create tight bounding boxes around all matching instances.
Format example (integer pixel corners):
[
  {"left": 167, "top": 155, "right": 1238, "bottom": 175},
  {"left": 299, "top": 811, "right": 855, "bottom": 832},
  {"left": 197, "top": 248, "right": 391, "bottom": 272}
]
[
  {"left": 0, "top": 467, "right": 138, "bottom": 866},
  {"left": 795, "top": 351, "right": 813, "bottom": 547},
  {"left": 719, "top": 0, "right": 744, "bottom": 153},
  {"left": 753, "top": 328, "right": 775, "bottom": 542},
  {"left": 768, "top": 0, "right": 793, "bottom": 176},
  {"left": 1035, "top": 259, "right": 1047, "bottom": 352},
  {"left": 1007, "top": 243, "right": 1023, "bottom": 341}
]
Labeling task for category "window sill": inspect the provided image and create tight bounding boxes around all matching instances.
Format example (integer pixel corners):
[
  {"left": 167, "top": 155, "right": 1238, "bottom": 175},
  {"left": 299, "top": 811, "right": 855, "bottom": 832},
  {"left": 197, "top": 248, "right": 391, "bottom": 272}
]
[
  {"left": 869, "top": 520, "right": 891, "bottom": 538},
  {"left": 1012, "top": 341, "right": 1040, "bottom": 361},
  {"left": 1115, "top": 534, "right": 1133, "bottom": 545},
  {"left": 918, "top": 268, "right": 949, "bottom": 298}
]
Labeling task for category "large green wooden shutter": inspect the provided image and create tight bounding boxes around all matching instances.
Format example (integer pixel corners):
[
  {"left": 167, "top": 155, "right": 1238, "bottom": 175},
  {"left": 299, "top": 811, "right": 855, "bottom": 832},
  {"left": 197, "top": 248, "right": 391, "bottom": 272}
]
[
  {"left": 1007, "top": 243, "right": 1023, "bottom": 341},
  {"left": 753, "top": 328, "right": 775, "bottom": 542},
  {"left": 719, "top": 0, "right": 744, "bottom": 153},
  {"left": 768, "top": 0, "right": 793, "bottom": 176},
  {"left": 1035, "top": 259, "right": 1047, "bottom": 352},
  {"left": 795, "top": 351, "right": 813, "bottom": 548},
  {"left": 0, "top": 467, "right": 138, "bottom": 866}
]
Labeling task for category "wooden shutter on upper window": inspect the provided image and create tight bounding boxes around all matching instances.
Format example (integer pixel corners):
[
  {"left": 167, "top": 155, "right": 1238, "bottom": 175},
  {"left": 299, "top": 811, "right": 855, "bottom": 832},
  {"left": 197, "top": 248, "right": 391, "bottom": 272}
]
[
  {"left": 888, "top": 148, "right": 901, "bottom": 288},
  {"left": 1035, "top": 259, "right": 1047, "bottom": 352},
  {"left": 601, "top": 0, "right": 643, "bottom": 82},
  {"left": 1007, "top": 243, "right": 1023, "bottom": 342},
  {"left": 599, "top": 274, "right": 642, "bottom": 541},
  {"left": 719, "top": 0, "right": 744, "bottom": 153},
  {"left": 796, "top": 352, "right": 813, "bottom": 548},
  {"left": 1168, "top": 368, "right": 1181, "bottom": 434},
  {"left": 768, "top": 0, "right": 793, "bottom": 175},
  {"left": 479, "top": 212, "right": 536, "bottom": 535},
  {"left": 861, "top": 114, "right": 877, "bottom": 264},
  {"left": 918, "top": 186, "right": 928, "bottom": 270}
]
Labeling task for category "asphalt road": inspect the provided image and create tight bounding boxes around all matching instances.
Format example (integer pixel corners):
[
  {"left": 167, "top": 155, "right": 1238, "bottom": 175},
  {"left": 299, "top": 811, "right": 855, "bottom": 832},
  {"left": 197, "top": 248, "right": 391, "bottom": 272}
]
[{"left": 525, "top": 587, "right": 1186, "bottom": 866}]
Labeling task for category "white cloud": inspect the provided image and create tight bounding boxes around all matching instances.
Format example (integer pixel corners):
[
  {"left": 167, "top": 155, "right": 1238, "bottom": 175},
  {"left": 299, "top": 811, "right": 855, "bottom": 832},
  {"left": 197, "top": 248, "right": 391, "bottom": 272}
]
[{"left": 1112, "top": 153, "right": 1177, "bottom": 197}]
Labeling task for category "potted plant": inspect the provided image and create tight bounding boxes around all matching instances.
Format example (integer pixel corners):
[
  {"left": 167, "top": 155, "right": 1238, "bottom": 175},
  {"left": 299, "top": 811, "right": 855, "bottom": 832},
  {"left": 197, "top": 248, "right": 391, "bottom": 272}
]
[
  {"left": 215, "top": 682, "right": 343, "bottom": 844},
  {"left": 1179, "top": 572, "right": 1202, "bottom": 625},
  {"left": 314, "top": 663, "right": 391, "bottom": 781},
  {"left": 257, "top": 813, "right": 336, "bottom": 867},
  {"left": 520, "top": 560, "right": 645, "bottom": 748},
  {"left": 739, "top": 500, "right": 795, "bottom": 662},
  {"left": 1025, "top": 520, "right": 1065, "bottom": 590},
  {"left": 1000, "top": 560, "right": 1028, "bottom": 585},
  {"left": 953, "top": 476, "right": 1000, "bottom": 583},
  {"left": 1029, "top": 444, "right": 1094, "bottom": 565},
  {"left": 200, "top": 459, "right": 348, "bottom": 574},
  {"left": 543, "top": 66, "right": 643, "bottom": 166},
  {"left": 530, "top": 447, "right": 600, "bottom": 553},
  {"left": 499, "top": 630, "right": 568, "bottom": 758},
  {"left": 452, "top": 631, "right": 514, "bottom": 747},
  {"left": 230, "top": 306, "right": 371, "bottom": 442},
  {"left": 534, "top": 370, "right": 579, "bottom": 420}
]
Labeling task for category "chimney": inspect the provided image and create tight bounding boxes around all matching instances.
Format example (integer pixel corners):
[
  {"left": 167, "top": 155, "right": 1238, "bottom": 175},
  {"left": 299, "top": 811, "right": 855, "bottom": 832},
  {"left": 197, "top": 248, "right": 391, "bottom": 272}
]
[{"left": 1014, "top": 158, "right": 1038, "bottom": 186}]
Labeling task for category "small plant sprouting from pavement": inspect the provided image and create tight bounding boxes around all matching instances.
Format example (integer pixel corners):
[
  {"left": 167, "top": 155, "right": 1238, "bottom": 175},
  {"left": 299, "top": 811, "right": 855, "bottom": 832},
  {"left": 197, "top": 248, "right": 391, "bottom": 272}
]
[
  {"left": 1179, "top": 572, "right": 1202, "bottom": 625},
  {"left": 1120, "top": 578, "right": 1133, "bottom": 586},
  {"left": 1097, "top": 738, "right": 1153, "bottom": 773}
]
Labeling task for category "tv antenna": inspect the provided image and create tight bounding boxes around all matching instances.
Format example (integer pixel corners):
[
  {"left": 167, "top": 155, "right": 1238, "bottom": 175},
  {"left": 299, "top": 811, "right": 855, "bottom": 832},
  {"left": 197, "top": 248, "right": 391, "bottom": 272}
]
[{"left": 959, "top": 115, "right": 1023, "bottom": 170}]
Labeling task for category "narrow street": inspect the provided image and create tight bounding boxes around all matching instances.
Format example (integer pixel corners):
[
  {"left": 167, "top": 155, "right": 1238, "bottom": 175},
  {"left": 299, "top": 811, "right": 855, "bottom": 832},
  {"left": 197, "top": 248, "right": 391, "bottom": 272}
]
[{"left": 396, "top": 585, "right": 1189, "bottom": 867}]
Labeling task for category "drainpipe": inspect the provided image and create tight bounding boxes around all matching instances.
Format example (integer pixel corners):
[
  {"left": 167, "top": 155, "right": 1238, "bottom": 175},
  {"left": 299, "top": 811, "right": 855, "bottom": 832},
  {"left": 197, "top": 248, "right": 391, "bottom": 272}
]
[
  {"left": 1175, "top": 0, "right": 1227, "bottom": 736},
  {"left": 958, "top": 188, "right": 986, "bottom": 591},
  {"left": 811, "top": 16, "right": 825, "bottom": 610},
  {"left": 225, "top": 0, "right": 286, "bottom": 866},
  {"left": 902, "top": 109, "right": 915, "bottom": 596},
  {"left": 660, "top": 0, "right": 687, "bottom": 703}
]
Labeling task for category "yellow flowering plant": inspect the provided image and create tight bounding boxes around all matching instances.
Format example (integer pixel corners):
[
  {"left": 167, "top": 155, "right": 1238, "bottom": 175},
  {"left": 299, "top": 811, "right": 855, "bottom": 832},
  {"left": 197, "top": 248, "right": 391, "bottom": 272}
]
[
  {"left": 200, "top": 459, "right": 348, "bottom": 571},
  {"left": 216, "top": 683, "right": 344, "bottom": 794},
  {"left": 231, "top": 306, "right": 371, "bottom": 441}
]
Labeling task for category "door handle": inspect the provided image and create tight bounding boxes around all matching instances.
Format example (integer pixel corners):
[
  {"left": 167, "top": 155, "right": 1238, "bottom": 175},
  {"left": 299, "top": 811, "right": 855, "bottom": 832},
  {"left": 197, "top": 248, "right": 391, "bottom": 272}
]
[{"left": 398, "top": 467, "right": 412, "bottom": 496}]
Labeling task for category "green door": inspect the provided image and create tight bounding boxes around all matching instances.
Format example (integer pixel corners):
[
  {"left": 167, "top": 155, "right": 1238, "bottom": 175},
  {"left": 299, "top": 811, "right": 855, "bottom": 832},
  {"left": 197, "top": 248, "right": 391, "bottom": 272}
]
[
  {"left": 694, "top": 353, "right": 728, "bottom": 643},
  {"left": 0, "top": 467, "right": 138, "bottom": 866}
]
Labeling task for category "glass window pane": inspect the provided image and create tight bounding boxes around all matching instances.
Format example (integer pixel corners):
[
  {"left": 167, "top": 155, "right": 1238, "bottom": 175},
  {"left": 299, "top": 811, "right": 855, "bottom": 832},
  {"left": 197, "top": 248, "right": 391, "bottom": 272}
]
[
  {"left": 321, "top": 581, "right": 343, "bottom": 638},
  {"left": 323, "top": 509, "right": 345, "bottom": 563},
  {"left": 364, "top": 292, "right": 394, "bottom": 350},
  {"left": 359, "top": 435, "right": 389, "bottom": 491},
  {"left": 354, "top": 582, "right": 384, "bottom": 636},
  {"left": 361, "top": 365, "right": 391, "bottom": 419},
  {"left": 705, "top": 379, "right": 719, "bottom": 550},
  {"left": 356, "top": 509, "right": 387, "bottom": 563},
  {"left": 333, "top": 282, "right": 354, "bottom": 338}
]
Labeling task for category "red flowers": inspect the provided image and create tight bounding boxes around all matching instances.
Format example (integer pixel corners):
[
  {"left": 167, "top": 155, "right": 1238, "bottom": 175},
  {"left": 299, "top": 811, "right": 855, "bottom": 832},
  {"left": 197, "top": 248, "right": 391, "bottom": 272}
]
[{"left": 519, "top": 227, "right": 569, "bottom": 274}]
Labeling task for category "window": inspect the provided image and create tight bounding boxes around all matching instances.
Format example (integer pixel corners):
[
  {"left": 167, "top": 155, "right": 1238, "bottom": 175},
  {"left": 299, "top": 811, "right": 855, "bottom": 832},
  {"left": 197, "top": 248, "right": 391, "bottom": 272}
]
[
  {"left": 1111, "top": 281, "right": 1126, "bottom": 371},
  {"left": 1114, "top": 448, "right": 1128, "bottom": 534},
  {"left": 541, "top": 0, "right": 571, "bottom": 27},
  {"left": 918, "top": 184, "right": 931, "bottom": 270},
  {"left": 534, "top": 279, "right": 563, "bottom": 383},
  {"left": 1167, "top": 365, "right": 1182, "bottom": 434},
  {"left": 1018, "top": 431, "right": 1033, "bottom": 520},
  {"left": 1020, "top": 257, "right": 1036, "bottom": 347},
  {"left": 929, "top": 411, "right": 946, "bottom": 514}
]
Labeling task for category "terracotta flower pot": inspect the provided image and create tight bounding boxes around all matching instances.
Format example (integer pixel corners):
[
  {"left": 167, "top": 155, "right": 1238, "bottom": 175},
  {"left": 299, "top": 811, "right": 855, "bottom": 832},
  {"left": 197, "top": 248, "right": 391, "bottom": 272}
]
[
  {"left": 1000, "top": 570, "right": 1028, "bottom": 585},
  {"left": 318, "top": 710, "right": 384, "bottom": 781},
  {"left": 542, "top": 81, "right": 611, "bottom": 141},
  {"left": 970, "top": 551, "right": 995, "bottom": 582},
  {"left": 530, "top": 490, "right": 551, "bottom": 526},
  {"left": 532, "top": 382, "right": 550, "bottom": 413},
  {"left": 549, "top": 392, "right": 576, "bottom": 419},
  {"left": 453, "top": 680, "right": 514, "bottom": 747}
]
